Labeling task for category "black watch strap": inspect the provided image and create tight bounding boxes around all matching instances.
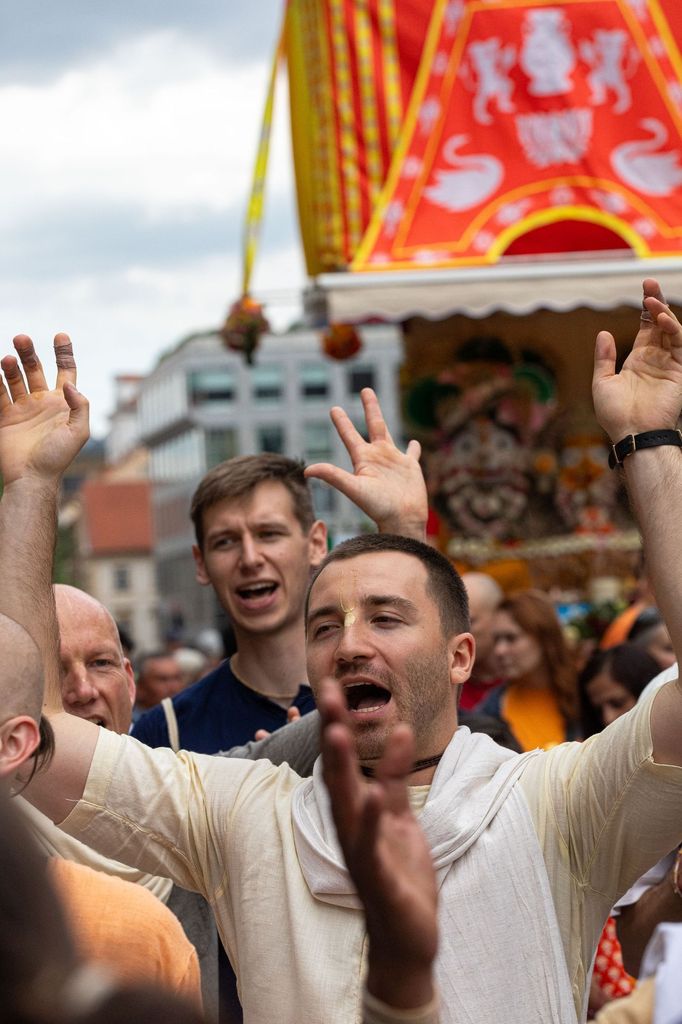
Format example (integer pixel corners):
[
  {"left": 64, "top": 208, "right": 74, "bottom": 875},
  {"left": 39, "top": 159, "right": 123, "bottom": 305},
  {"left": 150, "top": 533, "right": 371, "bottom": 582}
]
[{"left": 608, "top": 428, "right": 682, "bottom": 469}]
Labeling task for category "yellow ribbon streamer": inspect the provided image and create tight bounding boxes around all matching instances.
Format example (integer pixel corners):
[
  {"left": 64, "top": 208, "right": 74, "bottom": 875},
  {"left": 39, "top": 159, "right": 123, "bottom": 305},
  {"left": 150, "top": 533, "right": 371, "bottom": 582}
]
[{"left": 241, "top": 16, "right": 287, "bottom": 297}]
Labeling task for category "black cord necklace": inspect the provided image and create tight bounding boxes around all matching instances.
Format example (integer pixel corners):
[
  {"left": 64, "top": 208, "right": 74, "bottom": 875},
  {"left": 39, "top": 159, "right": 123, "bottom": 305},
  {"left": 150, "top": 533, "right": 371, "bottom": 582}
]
[{"left": 359, "top": 751, "right": 444, "bottom": 779}]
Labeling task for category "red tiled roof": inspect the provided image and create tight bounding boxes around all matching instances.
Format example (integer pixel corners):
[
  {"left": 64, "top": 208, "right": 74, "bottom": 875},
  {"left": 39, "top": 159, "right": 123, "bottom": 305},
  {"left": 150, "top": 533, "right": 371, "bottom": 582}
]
[{"left": 81, "top": 480, "right": 153, "bottom": 555}]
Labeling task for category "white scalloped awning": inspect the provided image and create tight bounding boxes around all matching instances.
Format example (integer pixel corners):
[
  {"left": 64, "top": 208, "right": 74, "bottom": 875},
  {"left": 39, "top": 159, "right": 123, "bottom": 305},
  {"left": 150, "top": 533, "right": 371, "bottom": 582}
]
[{"left": 314, "top": 257, "right": 682, "bottom": 322}]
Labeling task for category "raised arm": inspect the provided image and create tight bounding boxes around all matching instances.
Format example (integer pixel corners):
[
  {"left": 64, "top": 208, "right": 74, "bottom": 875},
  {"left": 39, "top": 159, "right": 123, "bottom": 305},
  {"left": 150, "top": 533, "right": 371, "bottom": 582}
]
[
  {"left": 592, "top": 279, "right": 682, "bottom": 765},
  {"left": 0, "top": 336, "right": 99, "bottom": 816},
  {"left": 319, "top": 679, "right": 439, "bottom": 1018},
  {"left": 305, "top": 388, "right": 428, "bottom": 540}
]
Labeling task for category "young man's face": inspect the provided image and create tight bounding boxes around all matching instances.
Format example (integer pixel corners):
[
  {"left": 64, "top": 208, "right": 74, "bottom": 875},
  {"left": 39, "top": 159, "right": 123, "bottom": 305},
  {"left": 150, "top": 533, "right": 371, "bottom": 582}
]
[
  {"left": 305, "top": 550, "right": 473, "bottom": 766},
  {"left": 193, "top": 480, "right": 327, "bottom": 641}
]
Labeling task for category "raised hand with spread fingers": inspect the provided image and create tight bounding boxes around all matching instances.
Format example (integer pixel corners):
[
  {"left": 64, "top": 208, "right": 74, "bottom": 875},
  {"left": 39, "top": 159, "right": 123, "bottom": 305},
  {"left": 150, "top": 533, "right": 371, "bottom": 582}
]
[
  {"left": 305, "top": 387, "right": 427, "bottom": 540},
  {"left": 0, "top": 333, "right": 89, "bottom": 714},
  {"left": 0, "top": 333, "right": 89, "bottom": 486},
  {"left": 593, "top": 278, "right": 682, "bottom": 443}
]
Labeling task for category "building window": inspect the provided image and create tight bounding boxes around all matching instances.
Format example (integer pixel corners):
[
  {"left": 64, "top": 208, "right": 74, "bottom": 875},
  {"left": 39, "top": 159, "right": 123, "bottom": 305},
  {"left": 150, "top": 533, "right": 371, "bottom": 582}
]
[
  {"left": 300, "top": 363, "right": 329, "bottom": 399},
  {"left": 252, "top": 365, "right": 283, "bottom": 402},
  {"left": 188, "top": 369, "right": 235, "bottom": 407},
  {"left": 205, "top": 428, "right": 237, "bottom": 468},
  {"left": 303, "top": 421, "right": 333, "bottom": 463},
  {"left": 257, "top": 425, "right": 285, "bottom": 454},
  {"left": 150, "top": 429, "right": 204, "bottom": 482},
  {"left": 309, "top": 478, "right": 335, "bottom": 517},
  {"left": 347, "top": 366, "right": 376, "bottom": 395},
  {"left": 113, "top": 564, "right": 130, "bottom": 592}
]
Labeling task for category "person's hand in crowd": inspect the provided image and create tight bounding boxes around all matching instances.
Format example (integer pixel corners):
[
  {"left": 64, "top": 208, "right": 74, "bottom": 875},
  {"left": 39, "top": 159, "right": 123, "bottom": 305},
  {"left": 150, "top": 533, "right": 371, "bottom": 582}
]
[
  {"left": 320, "top": 678, "right": 438, "bottom": 1011},
  {"left": 593, "top": 279, "right": 682, "bottom": 443},
  {"left": 254, "top": 704, "right": 301, "bottom": 741},
  {"left": 0, "top": 334, "right": 89, "bottom": 487},
  {"left": 0, "top": 334, "right": 90, "bottom": 719},
  {"left": 305, "top": 387, "right": 427, "bottom": 540}
]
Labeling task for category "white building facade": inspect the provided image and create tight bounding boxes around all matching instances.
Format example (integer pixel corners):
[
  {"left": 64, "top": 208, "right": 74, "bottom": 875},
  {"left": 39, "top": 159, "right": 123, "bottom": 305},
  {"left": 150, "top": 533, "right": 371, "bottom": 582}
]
[{"left": 135, "top": 324, "right": 403, "bottom": 638}]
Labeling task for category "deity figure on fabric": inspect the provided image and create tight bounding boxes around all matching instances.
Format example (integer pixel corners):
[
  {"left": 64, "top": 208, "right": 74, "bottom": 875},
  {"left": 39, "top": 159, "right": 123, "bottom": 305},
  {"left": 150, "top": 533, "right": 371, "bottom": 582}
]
[{"left": 405, "top": 337, "right": 558, "bottom": 540}]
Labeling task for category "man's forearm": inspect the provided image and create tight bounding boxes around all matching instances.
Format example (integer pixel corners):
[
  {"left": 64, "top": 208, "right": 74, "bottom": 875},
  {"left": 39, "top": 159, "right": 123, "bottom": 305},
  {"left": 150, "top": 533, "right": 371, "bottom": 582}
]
[
  {"left": 367, "top": 959, "right": 435, "bottom": 1012},
  {"left": 624, "top": 447, "right": 682, "bottom": 662},
  {"left": 0, "top": 476, "right": 62, "bottom": 711},
  {"left": 623, "top": 447, "right": 682, "bottom": 762},
  {"left": 616, "top": 870, "right": 682, "bottom": 976},
  {"left": 362, "top": 987, "right": 439, "bottom": 1024}
]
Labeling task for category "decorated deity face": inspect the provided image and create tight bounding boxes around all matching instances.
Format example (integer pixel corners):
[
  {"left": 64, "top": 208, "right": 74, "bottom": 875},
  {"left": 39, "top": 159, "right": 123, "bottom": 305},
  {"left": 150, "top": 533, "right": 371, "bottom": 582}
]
[
  {"left": 429, "top": 415, "right": 531, "bottom": 538},
  {"left": 406, "top": 336, "right": 558, "bottom": 543}
]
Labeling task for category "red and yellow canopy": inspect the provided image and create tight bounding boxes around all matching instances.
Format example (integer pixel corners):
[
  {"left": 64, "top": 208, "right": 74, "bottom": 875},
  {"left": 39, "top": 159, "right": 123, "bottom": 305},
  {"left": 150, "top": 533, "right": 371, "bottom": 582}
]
[{"left": 286, "top": 0, "right": 682, "bottom": 275}]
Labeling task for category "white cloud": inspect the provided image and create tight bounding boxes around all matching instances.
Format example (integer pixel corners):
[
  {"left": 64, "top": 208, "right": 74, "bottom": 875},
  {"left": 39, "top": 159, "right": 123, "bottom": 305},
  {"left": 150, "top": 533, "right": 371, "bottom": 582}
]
[
  {"left": 0, "top": 241, "right": 305, "bottom": 436},
  {"left": 0, "top": 30, "right": 293, "bottom": 215},
  {"left": 0, "top": 25, "right": 305, "bottom": 435}
]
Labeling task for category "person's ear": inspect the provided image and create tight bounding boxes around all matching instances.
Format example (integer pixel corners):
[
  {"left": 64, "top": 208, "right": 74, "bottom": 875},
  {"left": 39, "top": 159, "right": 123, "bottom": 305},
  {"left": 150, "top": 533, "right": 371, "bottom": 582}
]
[
  {"left": 192, "top": 543, "right": 211, "bottom": 586},
  {"left": 447, "top": 632, "right": 476, "bottom": 688},
  {"left": 0, "top": 715, "right": 40, "bottom": 781},
  {"left": 307, "top": 520, "right": 328, "bottom": 568}
]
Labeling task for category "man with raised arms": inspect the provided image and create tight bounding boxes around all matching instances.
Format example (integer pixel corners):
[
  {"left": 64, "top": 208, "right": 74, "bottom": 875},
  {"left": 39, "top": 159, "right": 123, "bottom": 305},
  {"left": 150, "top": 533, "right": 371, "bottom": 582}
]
[
  {"left": 5, "top": 284, "right": 682, "bottom": 1024},
  {"left": 0, "top": 337, "right": 203, "bottom": 1010}
]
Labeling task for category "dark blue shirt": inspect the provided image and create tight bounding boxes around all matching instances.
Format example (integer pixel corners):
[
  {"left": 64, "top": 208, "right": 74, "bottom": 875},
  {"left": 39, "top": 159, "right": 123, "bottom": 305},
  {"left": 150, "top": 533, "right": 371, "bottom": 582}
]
[{"left": 131, "top": 658, "right": 316, "bottom": 754}]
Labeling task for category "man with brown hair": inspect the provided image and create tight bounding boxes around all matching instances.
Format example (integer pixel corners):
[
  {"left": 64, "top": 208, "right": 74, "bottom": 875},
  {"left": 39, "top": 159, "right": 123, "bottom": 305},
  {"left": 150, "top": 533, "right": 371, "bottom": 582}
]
[
  {"left": 132, "top": 418, "right": 426, "bottom": 754},
  {"left": 130, "top": 394, "right": 426, "bottom": 1021}
]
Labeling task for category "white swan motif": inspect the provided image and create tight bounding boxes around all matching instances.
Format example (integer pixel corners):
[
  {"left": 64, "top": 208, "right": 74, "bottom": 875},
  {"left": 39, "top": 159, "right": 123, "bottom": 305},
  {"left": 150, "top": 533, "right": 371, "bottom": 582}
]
[
  {"left": 425, "top": 134, "right": 504, "bottom": 211},
  {"left": 610, "top": 118, "right": 682, "bottom": 196}
]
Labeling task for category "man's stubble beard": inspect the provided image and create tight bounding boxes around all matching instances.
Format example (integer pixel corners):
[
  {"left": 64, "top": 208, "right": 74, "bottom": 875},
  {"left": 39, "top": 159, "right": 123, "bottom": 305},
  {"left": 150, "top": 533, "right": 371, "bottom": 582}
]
[{"left": 350, "top": 649, "right": 455, "bottom": 765}]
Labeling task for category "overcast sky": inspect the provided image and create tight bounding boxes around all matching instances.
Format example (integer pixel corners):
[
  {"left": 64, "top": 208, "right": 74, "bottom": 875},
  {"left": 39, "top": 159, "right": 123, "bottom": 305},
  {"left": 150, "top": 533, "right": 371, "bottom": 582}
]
[{"left": 0, "top": 1, "right": 305, "bottom": 434}]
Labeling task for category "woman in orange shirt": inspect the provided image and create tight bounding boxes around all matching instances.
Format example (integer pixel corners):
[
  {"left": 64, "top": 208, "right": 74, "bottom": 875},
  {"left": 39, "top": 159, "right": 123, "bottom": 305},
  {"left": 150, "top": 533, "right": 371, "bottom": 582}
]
[{"left": 484, "top": 590, "right": 580, "bottom": 751}]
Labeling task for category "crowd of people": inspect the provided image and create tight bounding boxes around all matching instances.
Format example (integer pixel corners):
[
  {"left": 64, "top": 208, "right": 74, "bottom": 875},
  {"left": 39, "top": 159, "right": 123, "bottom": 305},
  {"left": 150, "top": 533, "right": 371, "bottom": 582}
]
[{"left": 0, "top": 279, "right": 681, "bottom": 1024}]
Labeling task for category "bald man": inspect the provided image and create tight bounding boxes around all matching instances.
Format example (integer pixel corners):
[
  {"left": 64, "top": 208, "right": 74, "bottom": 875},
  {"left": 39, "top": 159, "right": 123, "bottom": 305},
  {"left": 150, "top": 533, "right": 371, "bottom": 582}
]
[
  {"left": 32, "top": 583, "right": 217, "bottom": 1019},
  {"left": 0, "top": 613, "right": 201, "bottom": 1006},
  {"left": 459, "top": 573, "right": 504, "bottom": 711},
  {"left": 55, "top": 585, "right": 136, "bottom": 733}
]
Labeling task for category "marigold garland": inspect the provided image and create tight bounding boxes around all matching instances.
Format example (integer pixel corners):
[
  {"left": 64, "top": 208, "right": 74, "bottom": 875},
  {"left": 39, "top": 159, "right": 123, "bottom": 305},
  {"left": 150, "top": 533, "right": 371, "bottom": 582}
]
[{"left": 220, "top": 296, "right": 270, "bottom": 364}]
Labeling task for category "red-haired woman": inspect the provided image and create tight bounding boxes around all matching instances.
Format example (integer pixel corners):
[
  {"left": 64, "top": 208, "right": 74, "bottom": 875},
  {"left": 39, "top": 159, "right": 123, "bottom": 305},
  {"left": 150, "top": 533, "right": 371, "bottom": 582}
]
[{"left": 485, "top": 590, "right": 580, "bottom": 751}]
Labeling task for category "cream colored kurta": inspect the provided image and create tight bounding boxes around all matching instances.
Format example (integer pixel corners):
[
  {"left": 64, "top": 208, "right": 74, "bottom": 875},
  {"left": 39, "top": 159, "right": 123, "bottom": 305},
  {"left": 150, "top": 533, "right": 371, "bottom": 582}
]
[{"left": 60, "top": 686, "right": 682, "bottom": 1024}]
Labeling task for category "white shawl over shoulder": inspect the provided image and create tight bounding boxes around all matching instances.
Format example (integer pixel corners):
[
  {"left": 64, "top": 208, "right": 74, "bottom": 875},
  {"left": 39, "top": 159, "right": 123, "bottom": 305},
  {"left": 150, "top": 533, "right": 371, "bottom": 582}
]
[{"left": 292, "top": 728, "right": 577, "bottom": 1024}]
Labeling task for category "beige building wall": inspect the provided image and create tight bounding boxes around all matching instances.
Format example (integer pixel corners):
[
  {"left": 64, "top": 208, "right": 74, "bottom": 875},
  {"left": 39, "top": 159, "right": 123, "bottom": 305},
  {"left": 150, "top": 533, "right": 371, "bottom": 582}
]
[{"left": 84, "top": 555, "right": 160, "bottom": 651}]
